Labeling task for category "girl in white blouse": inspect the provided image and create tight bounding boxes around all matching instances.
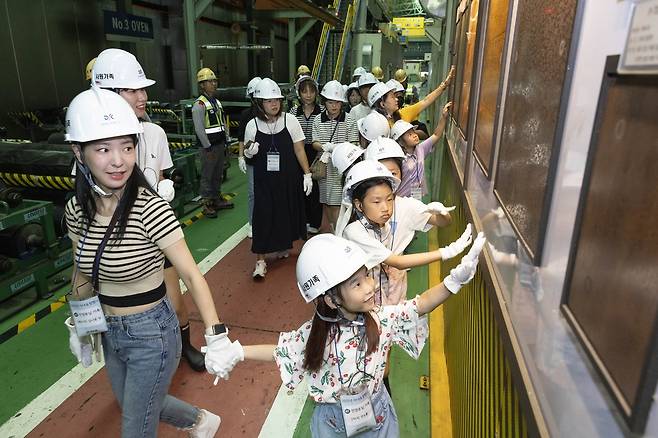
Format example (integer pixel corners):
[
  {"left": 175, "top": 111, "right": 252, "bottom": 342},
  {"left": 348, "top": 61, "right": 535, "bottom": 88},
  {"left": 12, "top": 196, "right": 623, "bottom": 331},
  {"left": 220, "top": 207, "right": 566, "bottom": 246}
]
[{"left": 218, "top": 233, "right": 484, "bottom": 437}]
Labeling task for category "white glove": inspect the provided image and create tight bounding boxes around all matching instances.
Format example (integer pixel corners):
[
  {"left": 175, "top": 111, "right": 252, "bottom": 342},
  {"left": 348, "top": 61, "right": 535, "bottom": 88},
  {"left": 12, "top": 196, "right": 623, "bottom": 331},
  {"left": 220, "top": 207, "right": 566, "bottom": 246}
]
[
  {"left": 443, "top": 232, "right": 486, "bottom": 293},
  {"left": 425, "top": 201, "right": 456, "bottom": 216},
  {"left": 321, "top": 142, "right": 335, "bottom": 152},
  {"left": 201, "top": 333, "right": 244, "bottom": 384},
  {"left": 303, "top": 173, "right": 313, "bottom": 196},
  {"left": 156, "top": 179, "right": 175, "bottom": 202},
  {"left": 243, "top": 141, "right": 260, "bottom": 159},
  {"left": 439, "top": 224, "right": 472, "bottom": 260},
  {"left": 65, "top": 317, "right": 93, "bottom": 368},
  {"left": 238, "top": 156, "right": 247, "bottom": 174}
]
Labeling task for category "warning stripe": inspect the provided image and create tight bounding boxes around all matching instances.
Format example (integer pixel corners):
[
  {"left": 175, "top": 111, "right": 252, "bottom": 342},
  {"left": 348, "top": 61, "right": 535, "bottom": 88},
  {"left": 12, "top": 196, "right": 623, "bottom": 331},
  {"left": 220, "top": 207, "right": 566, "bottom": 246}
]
[{"left": 0, "top": 173, "right": 74, "bottom": 191}]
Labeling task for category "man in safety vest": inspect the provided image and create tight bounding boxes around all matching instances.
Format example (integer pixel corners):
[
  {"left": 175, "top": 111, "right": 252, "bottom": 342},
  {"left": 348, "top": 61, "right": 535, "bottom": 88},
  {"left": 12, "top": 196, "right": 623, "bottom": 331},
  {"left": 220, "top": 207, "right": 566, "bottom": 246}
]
[{"left": 193, "top": 67, "right": 234, "bottom": 218}]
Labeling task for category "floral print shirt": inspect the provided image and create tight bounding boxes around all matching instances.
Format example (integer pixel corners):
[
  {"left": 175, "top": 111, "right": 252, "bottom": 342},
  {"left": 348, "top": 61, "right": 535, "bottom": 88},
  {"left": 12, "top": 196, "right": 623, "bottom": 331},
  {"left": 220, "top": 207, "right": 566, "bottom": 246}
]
[{"left": 274, "top": 296, "right": 428, "bottom": 404}]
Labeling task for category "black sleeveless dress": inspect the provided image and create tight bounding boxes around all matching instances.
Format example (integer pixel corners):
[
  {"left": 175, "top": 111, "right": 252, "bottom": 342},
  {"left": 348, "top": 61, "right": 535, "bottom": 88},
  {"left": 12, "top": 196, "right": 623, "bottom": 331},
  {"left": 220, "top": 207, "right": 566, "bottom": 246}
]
[{"left": 251, "top": 115, "right": 307, "bottom": 254}]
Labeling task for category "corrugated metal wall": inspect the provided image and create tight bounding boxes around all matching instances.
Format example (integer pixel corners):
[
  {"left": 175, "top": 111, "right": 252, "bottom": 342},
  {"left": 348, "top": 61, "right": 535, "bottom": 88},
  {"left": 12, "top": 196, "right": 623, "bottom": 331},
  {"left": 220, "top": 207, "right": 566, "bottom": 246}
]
[{"left": 432, "top": 145, "right": 529, "bottom": 437}]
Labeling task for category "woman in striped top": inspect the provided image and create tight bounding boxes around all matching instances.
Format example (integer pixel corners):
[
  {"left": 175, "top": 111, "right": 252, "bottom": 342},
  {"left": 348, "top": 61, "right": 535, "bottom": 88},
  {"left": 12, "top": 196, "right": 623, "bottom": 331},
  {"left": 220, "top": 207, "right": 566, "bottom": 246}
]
[
  {"left": 289, "top": 75, "right": 323, "bottom": 233},
  {"left": 312, "top": 80, "right": 359, "bottom": 231},
  {"left": 63, "top": 88, "right": 239, "bottom": 437}
]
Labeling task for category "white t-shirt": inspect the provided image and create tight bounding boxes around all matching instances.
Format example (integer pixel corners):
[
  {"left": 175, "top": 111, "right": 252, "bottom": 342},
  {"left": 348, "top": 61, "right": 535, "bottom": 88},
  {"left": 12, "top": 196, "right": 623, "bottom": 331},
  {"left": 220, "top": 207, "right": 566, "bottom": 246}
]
[
  {"left": 137, "top": 122, "right": 174, "bottom": 190},
  {"left": 348, "top": 103, "right": 372, "bottom": 124},
  {"left": 343, "top": 196, "right": 433, "bottom": 269},
  {"left": 243, "top": 113, "right": 305, "bottom": 144},
  {"left": 70, "top": 122, "right": 173, "bottom": 192}
]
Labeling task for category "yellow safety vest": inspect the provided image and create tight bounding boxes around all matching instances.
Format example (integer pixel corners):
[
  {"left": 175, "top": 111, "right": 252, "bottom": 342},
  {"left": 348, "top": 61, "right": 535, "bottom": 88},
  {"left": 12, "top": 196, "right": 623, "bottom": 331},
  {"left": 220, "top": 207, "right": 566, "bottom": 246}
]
[{"left": 196, "top": 94, "right": 225, "bottom": 135}]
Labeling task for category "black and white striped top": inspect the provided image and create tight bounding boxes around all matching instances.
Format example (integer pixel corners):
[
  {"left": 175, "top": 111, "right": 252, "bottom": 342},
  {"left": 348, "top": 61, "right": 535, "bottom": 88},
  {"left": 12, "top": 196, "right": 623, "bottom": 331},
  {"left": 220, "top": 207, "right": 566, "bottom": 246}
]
[
  {"left": 311, "top": 111, "right": 359, "bottom": 146},
  {"left": 65, "top": 189, "right": 183, "bottom": 295},
  {"left": 289, "top": 104, "right": 322, "bottom": 145}
]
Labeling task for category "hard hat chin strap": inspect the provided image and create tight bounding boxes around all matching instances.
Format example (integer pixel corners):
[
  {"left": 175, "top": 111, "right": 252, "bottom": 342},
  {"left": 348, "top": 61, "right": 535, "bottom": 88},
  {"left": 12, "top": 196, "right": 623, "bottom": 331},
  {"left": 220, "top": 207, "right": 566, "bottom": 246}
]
[
  {"left": 76, "top": 159, "right": 112, "bottom": 198},
  {"left": 314, "top": 292, "right": 365, "bottom": 327}
]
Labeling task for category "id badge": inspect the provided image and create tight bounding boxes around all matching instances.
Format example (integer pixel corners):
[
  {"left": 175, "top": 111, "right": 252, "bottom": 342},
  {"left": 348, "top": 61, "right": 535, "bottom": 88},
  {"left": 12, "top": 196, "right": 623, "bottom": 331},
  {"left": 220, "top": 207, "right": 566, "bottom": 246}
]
[
  {"left": 267, "top": 152, "right": 280, "bottom": 172},
  {"left": 69, "top": 296, "right": 108, "bottom": 336},
  {"left": 411, "top": 186, "right": 423, "bottom": 201},
  {"left": 340, "top": 386, "right": 377, "bottom": 437}
]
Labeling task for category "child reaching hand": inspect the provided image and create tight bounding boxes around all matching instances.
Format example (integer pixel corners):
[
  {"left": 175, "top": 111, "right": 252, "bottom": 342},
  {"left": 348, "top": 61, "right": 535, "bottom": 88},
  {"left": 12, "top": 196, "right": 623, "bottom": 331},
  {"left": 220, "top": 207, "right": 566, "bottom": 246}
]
[
  {"left": 220, "top": 232, "right": 485, "bottom": 437},
  {"left": 391, "top": 101, "right": 453, "bottom": 200}
]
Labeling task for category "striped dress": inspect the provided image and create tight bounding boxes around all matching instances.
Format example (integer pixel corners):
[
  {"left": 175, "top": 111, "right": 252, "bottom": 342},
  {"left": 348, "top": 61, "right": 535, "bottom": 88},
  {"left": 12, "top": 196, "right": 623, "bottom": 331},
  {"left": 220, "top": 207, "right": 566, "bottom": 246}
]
[{"left": 312, "top": 111, "right": 359, "bottom": 205}]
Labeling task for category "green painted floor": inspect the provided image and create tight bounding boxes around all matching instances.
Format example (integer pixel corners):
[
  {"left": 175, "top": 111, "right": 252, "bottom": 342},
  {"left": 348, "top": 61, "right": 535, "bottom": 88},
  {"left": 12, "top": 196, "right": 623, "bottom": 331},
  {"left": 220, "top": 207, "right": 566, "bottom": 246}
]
[{"left": 0, "top": 161, "right": 249, "bottom": 426}]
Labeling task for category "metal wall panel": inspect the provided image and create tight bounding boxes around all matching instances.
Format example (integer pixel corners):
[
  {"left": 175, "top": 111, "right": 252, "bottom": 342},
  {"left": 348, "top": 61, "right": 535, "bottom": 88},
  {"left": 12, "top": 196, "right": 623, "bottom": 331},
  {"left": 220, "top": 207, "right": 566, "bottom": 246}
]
[
  {"left": 472, "top": 0, "right": 511, "bottom": 176},
  {"left": 563, "top": 63, "right": 658, "bottom": 432},
  {"left": 493, "top": 0, "right": 578, "bottom": 262}
]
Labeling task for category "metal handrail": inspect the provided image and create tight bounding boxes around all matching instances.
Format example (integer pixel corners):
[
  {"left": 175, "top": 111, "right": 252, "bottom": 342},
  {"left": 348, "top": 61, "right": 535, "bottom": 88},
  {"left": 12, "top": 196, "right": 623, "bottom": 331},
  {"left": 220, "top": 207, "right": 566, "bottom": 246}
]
[
  {"left": 312, "top": 0, "right": 343, "bottom": 81},
  {"left": 333, "top": 2, "right": 356, "bottom": 81}
]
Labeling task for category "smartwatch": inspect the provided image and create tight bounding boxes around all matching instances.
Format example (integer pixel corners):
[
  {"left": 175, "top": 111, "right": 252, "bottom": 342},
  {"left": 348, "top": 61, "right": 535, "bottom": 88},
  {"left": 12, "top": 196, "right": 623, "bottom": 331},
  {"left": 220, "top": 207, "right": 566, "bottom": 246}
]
[{"left": 205, "top": 323, "right": 228, "bottom": 336}]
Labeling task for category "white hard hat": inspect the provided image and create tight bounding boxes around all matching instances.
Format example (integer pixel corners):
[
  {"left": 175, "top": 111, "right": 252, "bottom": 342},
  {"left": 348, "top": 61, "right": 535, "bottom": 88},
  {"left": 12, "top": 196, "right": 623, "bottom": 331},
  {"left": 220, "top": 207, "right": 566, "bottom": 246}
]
[
  {"left": 246, "top": 76, "right": 262, "bottom": 97},
  {"left": 367, "top": 81, "right": 396, "bottom": 107},
  {"left": 332, "top": 142, "right": 365, "bottom": 174},
  {"left": 364, "top": 136, "right": 405, "bottom": 161},
  {"left": 357, "top": 111, "right": 390, "bottom": 141},
  {"left": 320, "top": 80, "right": 347, "bottom": 102},
  {"left": 346, "top": 82, "right": 359, "bottom": 92},
  {"left": 353, "top": 66, "right": 367, "bottom": 78},
  {"left": 92, "top": 48, "right": 155, "bottom": 89},
  {"left": 65, "top": 87, "right": 143, "bottom": 143},
  {"left": 253, "top": 78, "right": 284, "bottom": 99},
  {"left": 390, "top": 120, "right": 416, "bottom": 141},
  {"left": 295, "top": 75, "right": 318, "bottom": 96},
  {"left": 386, "top": 79, "right": 405, "bottom": 93},
  {"left": 297, "top": 234, "right": 369, "bottom": 303},
  {"left": 343, "top": 160, "right": 400, "bottom": 204},
  {"left": 357, "top": 73, "right": 378, "bottom": 88}
]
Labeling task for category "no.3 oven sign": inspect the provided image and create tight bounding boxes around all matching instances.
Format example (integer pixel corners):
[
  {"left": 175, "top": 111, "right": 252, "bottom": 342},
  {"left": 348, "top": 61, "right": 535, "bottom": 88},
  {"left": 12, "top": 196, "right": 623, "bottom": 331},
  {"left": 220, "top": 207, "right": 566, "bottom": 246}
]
[{"left": 103, "top": 11, "right": 154, "bottom": 42}]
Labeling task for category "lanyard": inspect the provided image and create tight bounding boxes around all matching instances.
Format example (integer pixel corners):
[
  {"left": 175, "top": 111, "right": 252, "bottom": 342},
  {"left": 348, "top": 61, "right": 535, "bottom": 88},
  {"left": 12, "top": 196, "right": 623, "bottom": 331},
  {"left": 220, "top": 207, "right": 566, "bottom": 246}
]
[{"left": 91, "top": 196, "right": 127, "bottom": 293}]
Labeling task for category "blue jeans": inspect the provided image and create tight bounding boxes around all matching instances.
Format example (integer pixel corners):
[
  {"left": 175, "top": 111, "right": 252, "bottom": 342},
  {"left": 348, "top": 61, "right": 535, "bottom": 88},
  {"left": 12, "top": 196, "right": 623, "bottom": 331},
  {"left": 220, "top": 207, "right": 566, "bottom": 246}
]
[
  {"left": 310, "top": 386, "right": 399, "bottom": 437},
  {"left": 102, "top": 298, "right": 200, "bottom": 437}
]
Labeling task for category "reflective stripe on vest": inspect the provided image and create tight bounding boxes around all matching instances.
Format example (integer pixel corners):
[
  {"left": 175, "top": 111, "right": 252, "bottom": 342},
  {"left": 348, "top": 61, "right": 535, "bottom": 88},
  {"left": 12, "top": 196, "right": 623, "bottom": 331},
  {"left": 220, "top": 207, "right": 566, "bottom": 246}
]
[{"left": 196, "top": 94, "right": 225, "bottom": 134}]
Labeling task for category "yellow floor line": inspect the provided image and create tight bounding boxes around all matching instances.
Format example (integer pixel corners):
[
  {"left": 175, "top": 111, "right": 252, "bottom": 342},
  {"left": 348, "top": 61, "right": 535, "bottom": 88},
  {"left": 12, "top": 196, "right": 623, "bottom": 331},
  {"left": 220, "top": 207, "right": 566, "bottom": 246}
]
[{"left": 429, "top": 230, "right": 453, "bottom": 438}]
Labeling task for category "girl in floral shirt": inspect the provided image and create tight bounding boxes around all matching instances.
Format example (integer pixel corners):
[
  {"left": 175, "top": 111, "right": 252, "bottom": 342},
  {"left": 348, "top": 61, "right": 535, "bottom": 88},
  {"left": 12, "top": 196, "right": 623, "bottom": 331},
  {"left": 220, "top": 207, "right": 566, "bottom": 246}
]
[{"left": 221, "top": 232, "right": 485, "bottom": 437}]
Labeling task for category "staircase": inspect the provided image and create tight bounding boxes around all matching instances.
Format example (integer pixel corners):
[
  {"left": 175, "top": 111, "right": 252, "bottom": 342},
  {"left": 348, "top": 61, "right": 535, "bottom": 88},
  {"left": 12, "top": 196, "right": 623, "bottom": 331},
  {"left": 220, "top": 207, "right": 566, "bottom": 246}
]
[{"left": 312, "top": 0, "right": 356, "bottom": 84}]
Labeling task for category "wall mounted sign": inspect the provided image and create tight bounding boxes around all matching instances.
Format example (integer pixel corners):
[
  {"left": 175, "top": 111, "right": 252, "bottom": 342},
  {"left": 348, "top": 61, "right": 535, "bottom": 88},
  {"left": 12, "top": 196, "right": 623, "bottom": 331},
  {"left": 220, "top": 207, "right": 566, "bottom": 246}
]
[
  {"left": 103, "top": 10, "right": 154, "bottom": 43},
  {"left": 618, "top": 0, "right": 658, "bottom": 74}
]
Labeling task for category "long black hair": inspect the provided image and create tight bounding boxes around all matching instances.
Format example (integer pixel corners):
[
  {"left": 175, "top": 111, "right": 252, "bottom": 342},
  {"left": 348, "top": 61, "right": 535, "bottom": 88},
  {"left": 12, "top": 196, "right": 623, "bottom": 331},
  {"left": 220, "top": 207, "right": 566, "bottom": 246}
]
[
  {"left": 303, "top": 285, "right": 380, "bottom": 372},
  {"left": 74, "top": 135, "right": 155, "bottom": 241}
]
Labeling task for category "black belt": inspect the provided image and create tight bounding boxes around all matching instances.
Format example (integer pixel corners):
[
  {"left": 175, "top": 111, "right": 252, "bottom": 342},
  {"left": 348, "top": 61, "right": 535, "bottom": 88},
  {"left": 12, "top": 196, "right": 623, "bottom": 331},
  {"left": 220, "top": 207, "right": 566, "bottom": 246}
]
[{"left": 99, "top": 282, "right": 166, "bottom": 307}]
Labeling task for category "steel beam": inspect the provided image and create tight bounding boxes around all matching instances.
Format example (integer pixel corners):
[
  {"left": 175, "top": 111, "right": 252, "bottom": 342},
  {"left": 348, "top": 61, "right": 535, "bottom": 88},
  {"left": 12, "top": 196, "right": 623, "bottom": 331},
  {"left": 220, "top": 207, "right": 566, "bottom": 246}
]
[
  {"left": 288, "top": 18, "right": 296, "bottom": 80},
  {"left": 294, "top": 19, "right": 318, "bottom": 45},
  {"left": 284, "top": 0, "right": 342, "bottom": 27}
]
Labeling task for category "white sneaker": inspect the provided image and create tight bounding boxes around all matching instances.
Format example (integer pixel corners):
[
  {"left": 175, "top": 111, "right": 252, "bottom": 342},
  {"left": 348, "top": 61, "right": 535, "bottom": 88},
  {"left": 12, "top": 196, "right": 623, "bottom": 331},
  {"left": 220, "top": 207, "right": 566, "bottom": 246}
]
[
  {"left": 246, "top": 223, "right": 252, "bottom": 238},
  {"left": 189, "top": 409, "right": 221, "bottom": 438},
  {"left": 306, "top": 225, "right": 319, "bottom": 234},
  {"left": 253, "top": 260, "right": 267, "bottom": 278},
  {"left": 276, "top": 250, "right": 289, "bottom": 259}
]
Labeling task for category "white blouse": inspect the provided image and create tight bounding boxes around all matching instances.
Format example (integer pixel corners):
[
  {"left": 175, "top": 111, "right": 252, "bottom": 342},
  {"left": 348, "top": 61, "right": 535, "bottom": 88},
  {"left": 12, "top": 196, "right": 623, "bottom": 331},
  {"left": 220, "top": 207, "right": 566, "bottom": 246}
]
[{"left": 274, "top": 297, "right": 428, "bottom": 404}]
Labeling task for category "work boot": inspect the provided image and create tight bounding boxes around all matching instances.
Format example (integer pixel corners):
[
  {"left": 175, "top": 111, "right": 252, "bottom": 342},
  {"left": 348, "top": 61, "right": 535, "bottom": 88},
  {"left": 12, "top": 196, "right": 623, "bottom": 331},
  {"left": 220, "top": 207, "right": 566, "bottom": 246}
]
[
  {"left": 213, "top": 197, "right": 234, "bottom": 210},
  {"left": 180, "top": 323, "right": 206, "bottom": 372},
  {"left": 202, "top": 199, "right": 217, "bottom": 218}
]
